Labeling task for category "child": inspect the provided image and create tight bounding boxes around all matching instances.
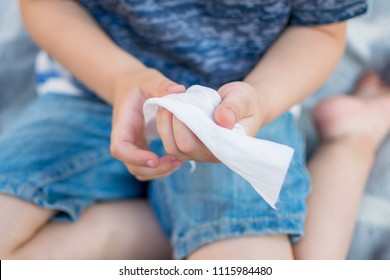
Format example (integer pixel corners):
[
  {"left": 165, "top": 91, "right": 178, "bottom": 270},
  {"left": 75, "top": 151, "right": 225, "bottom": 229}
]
[{"left": 0, "top": 0, "right": 366, "bottom": 259}]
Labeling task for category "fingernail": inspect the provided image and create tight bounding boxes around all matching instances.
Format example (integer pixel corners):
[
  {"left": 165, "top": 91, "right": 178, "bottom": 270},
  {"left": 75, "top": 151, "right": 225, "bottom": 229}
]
[{"left": 146, "top": 159, "right": 156, "bottom": 168}]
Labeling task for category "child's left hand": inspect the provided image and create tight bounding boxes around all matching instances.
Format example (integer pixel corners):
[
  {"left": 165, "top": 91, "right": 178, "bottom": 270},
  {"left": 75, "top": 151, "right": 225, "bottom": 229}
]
[{"left": 155, "top": 81, "right": 265, "bottom": 162}]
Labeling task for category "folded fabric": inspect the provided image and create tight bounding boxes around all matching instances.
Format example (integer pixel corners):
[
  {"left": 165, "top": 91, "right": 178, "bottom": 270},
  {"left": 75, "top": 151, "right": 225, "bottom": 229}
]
[{"left": 143, "top": 85, "right": 294, "bottom": 208}]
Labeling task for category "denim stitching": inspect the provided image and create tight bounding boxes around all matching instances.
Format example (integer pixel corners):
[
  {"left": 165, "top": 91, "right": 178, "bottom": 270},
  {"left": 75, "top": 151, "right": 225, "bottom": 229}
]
[
  {"left": 0, "top": 180, "right": 81, "bottom": 222},
  {"left": 172, "top": 215, "right": 304, "bottom": 243},
  {"left": 174, "top": 216, "right": 304, "bottom": 259},
  {"left": 20, "top": 147, "right": 113, "bottom": 198},
  {"left": 159, "top": 177, "right": 177, "bottom": 240}
]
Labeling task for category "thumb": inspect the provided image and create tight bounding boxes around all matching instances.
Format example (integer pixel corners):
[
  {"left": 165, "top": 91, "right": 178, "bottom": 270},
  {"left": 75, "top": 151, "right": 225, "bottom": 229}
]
[
  {"left": 214, "top": 105, "right": 237, "bottom": 129},
  {"left": 140, "top": 68, "right": 185, "bottom": 97},
  {"left": 214, "top": 84, "right": 250, "bottom": 129}
]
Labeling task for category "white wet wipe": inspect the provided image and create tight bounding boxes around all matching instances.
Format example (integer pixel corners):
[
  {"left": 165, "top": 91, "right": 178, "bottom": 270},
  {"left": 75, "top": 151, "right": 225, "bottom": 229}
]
[{"left": 143, "top": 85, "right": 294, "bottom": 208}]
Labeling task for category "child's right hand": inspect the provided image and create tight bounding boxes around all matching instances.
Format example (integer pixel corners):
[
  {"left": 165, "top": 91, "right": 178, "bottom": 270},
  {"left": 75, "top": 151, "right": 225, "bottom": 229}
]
[{"left": 110, "top": 68, "right": 185, "bottom": 181}]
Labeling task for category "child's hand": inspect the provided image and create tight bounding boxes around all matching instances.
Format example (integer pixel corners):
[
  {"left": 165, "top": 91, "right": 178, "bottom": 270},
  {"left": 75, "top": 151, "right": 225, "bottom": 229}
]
[
  {"left": 156, "top": 81, "right": 265, "bottom": 162},
  {"left": 110, "top": 68, "right": 185, "bottom": 181}
]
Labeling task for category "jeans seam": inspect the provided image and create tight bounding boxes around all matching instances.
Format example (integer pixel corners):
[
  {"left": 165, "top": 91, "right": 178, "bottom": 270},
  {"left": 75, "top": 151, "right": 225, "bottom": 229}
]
[
  {"left": 172, "top": 215, "right": 304, "bottom": 244},
  {"left": 0, "top": 180, "right": 89, "bottom": 222},
  {"left": 159, "top": 178, "right": 176, "bottom": 240},
  {"left": 173, "top": 216, "right": 304, "bottom": 259},
  {"left": 22, "top": 147, "right": 113, "bottom": 198}
]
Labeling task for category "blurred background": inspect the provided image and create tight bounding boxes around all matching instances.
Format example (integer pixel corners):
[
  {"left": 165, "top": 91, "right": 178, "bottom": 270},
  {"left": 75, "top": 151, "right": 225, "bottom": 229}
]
[
  {"left": 0, "top": 0, "right": 38, "bottom": 133},
  {"left": 0, "top": 0, "right": 389, "bottom": 259}
]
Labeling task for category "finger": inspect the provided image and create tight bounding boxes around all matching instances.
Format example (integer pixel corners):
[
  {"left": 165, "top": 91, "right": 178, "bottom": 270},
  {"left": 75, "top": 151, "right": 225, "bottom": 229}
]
[
  {"left": 110, "top": 120, "right": 160, "bottom": 168},
  {"left": 213, "top": 106, "right": 236, "bottom": 129},
  {"left": 140, "top": 69, "right": 186, "bottom": 97},
  {"left": 172, "top": 115, "right": 217, "bottom": 162},
  {"left": 156, "top": 108, "right": 187, "bottom": 159},
  {"left": 110, "top": 138, "right": 160, "bottom": 168},
  {"left": 215, "top": 82, "right": 254, "bottom": 129},
  {"left": 126, "top": 154, "right": 183, "bottom": 181}
]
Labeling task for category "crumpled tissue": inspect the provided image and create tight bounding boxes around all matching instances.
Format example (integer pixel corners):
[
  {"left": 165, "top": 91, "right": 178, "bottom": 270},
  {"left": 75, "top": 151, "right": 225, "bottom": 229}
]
[{"left": 143, "top": 85, "right": 294, "bottom": 208}]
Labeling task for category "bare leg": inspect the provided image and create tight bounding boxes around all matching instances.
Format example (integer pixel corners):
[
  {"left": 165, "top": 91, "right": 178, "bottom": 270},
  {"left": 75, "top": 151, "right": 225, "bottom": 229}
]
[
  {"left": 0, "top": 195, "right": 171, "bottom": 259},
  {"left": 189, "top": 235, "right": 294, "bottom": 260},
  {"left": 0, "top": 194, "right": 52, "bottom": 258},
  {"left": 294, "top": 73, "right": 390, "bottom": 259}
]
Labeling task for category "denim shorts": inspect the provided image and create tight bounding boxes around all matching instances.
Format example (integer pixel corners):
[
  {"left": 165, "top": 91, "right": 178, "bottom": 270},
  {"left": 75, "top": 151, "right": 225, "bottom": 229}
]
[{"left": 0, "top": 93, "right": 310, "bottom": 259}]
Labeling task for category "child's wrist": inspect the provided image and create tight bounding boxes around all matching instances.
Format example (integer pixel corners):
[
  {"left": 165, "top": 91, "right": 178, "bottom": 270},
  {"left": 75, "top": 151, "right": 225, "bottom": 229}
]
[
  {"left": 111, "top": 65, "right": 149, "bottom": 103},
  {"left": 241, "top": 81, "right": 273, "bottom": 126}
]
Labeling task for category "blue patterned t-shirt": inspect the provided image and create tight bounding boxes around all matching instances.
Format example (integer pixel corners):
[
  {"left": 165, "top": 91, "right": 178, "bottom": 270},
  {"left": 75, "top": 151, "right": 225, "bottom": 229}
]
[{"left": 36, "top": 0, "right": 367, "bottom": 95}]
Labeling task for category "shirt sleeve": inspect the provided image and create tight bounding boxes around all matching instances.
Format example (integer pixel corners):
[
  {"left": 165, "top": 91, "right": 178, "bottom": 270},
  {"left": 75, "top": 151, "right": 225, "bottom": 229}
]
[{"left": 289, "top": 0, "right": 367, "bottom": 26}]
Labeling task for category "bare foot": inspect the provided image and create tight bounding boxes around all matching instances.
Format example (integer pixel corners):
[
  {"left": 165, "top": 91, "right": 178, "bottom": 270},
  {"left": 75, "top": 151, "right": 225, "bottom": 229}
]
[{"left": 313, "top": 72, "right": 390, "bottom": 149}]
